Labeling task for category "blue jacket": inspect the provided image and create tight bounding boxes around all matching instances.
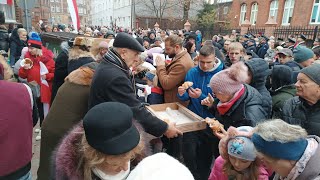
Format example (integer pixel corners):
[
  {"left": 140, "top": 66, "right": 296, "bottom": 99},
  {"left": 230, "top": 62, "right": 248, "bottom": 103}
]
[{"left": 178, "top": 60, "right": 224, "bottom": 118}]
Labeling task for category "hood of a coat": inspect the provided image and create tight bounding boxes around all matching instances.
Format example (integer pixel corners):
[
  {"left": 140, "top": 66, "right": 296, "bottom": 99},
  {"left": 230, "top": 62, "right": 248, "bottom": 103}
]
[
  {"left": 9, "top": 28, "right": 23, "bottom": 45},
  {"left": 225, "top": 84, "right": 264, "bottom": 116},
  {"left": 60, "top": 41, "right": 71, "bottom": 54},
  {"left": 245, "top": 58, "right": 271, "bottom": 88},
  {"left": 65, "top": 66, "right": 95, "bottom": 86},
  {"left": 68, "top": 47, "right": 94, "bottom": 61}
]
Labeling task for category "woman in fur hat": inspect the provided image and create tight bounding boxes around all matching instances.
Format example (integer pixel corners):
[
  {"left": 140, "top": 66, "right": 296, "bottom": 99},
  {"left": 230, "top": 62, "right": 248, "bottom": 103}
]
[{"left": 68, "top": 37, "right": 95, "bottom": 74}]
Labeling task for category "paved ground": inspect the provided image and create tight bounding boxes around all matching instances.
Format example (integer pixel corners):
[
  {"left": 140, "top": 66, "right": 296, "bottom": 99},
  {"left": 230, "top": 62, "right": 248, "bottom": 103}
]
[{"left": 31, "top": 124, "right": 41, "bottom": 180}]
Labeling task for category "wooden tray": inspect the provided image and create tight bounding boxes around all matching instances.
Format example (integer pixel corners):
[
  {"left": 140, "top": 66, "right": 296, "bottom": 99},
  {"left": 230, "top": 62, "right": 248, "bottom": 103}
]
[{"left": 146, "top": 102, "right": 206, "bottom": 133}]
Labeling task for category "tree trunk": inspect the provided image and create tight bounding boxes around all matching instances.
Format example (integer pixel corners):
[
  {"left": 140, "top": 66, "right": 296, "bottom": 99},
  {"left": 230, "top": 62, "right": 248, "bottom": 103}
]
[{"left": 183, "top": 0, "right": 191, "bottom": 22}]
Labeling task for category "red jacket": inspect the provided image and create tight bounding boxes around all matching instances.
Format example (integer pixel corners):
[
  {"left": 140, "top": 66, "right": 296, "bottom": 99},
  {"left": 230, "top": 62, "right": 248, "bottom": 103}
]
[{"left": 19, "top": 47, "right": 55, "bottom": 103}]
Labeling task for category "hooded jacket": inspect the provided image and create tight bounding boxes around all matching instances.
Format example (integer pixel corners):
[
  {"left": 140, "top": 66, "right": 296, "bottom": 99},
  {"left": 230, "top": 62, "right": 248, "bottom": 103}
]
[
  {"left": 210, "top": 84, "right": 267, "bottom": 129},
  {"left": 89, "top": 48, "right": 168, "bottom": 137},
  {"left": 245, "top": 58, "right": 272, "bottom": 118},
  {"left": 37, "top": 66, "right": 95, "bottom": 180},
  {"left": 68, "top": 47, "right": 95, "bottom": 74},
  {"left": 51, "top": 41, "right": 70, "bottom": 103},
  {"left": 282, "top": 97, "right": 320, "bottom": 137},
  {"left": 0, "top": 27, "right": 9, "bottom": 52},
  {"left": 9, "top": 28, "right": 27, "bottom": 64},
  {"left": 178, "top": 59, "right": 224, "bottom": 118},
  {"left": 271, "top": 85, "right": 296, "bottom": 118}
]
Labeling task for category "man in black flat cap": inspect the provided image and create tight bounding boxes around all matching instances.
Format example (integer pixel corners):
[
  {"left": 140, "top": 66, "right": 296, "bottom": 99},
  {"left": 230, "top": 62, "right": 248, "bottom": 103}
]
[
  {"left": 277, "top": 37, "right": 286, "bottom": 47},
  {"left": 312, "top": 38, "right": 320, "bottom": 49},
  {"left": 88, "top": 32, "right": 182, "bottom": 139},
  {"left": 286, "top": 37, "right": 296, "bottom": 51},
  {"left": 297, "top": 34, "right": 307, "bottom": 46}
]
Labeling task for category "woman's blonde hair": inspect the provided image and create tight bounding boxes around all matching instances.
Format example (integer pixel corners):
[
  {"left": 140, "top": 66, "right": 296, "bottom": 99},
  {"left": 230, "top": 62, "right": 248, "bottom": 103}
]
[
  {"left": 223, "top": 157, "right": 260, "bottom": 180},
  {"left": 79, "top": 130, "right": 144, "bottom": 180},
  {"left": 17, "top": 28, "right": 27, "bottom": 35}
]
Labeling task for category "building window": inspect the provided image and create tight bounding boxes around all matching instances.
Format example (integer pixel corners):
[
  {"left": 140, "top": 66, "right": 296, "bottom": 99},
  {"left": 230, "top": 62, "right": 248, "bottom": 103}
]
[
  {"left": 269, "top": 0, "right": 278, "bottom": 19},
  {"left": 50, "top": 0, "right": 54, "bottom": 2},
  {"left": 240, "top": 4, "right": 247, "bottom": 24},
  {"left": 0, "top": 4, "right": 15, "bottom": 22},
  {"left": 56, "top": 6, "right": 60, "bottom": 12},
  {"left": 55, "top": 0, "right": 59, "bottom": 2},
  {"left": 311, "top": 0, "right": 320, "bottom": 23},
  {"left": 223, "top": 6, "right": 228, "bottom": 15},
  {"left": 282, "top": 0, "right": 295, "bottom": 25},
  {"left": 250, "top": 3, "right": 258, "bottom": 25},
  {"left": 51, "top": 6, "right": 55, "bottom": 12}
]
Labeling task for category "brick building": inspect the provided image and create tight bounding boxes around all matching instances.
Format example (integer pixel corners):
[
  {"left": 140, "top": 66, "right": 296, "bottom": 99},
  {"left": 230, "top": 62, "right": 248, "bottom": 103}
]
[{"left": 229, "top": 0, "right": 316, "bottom": 27}]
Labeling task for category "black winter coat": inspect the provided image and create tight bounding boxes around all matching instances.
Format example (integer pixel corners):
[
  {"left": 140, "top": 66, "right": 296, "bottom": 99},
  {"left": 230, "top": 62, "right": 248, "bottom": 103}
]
[
  {"left": 245, "top": 58, "right": 272, "bottom": 118},
  {"left": 51, "top": 50, "right": 69, "bottom": 103},
  {"left": 68, "top": 56, "right": 94, "bottom": 74},
  {"left": 9, "top": 28, "right": 27, "bottom": 64},
  {"left": 0, "top": 28, "right": 9, "bottom": 52},
  {"left": 88, "top": 49, "right": 168, "bottom": 137},
  {"left": 210, "top": 84, "right": 267, "bottom": 129},
  {"left": 282, "top": 97, "right": 320, "bottom": 136}
]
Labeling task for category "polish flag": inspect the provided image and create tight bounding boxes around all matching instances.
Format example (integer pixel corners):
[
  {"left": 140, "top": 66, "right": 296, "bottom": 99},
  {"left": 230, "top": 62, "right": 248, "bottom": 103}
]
[
  {"left": 0, "top": 0, "right": 13, "bottom": 5},
  {"left": 67, "top": 0, "right": 80, "bottom": 32}
]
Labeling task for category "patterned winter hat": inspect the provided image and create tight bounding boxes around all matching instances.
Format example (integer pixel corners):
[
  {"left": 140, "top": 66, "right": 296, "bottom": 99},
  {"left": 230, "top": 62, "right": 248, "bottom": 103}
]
[
  {"left": 28, "top": 32, "right": 42, "bottom": 49},
  {"left": 228, "top": 136, "right": 256, "bottom": 161},
  {"left": 210, "top": 67, "right": 248, "bottom": 96}
]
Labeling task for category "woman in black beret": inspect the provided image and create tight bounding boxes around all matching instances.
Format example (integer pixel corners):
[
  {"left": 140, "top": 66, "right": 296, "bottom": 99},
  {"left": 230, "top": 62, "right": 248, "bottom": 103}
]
[{"left": 53, "top": 102, "right": 147, "bottom": 180}]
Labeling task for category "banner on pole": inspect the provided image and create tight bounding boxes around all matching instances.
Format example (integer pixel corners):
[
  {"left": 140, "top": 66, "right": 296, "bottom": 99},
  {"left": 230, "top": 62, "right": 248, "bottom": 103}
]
[{"left": 67, "top": 0, "right": 80, "bottom": 32}]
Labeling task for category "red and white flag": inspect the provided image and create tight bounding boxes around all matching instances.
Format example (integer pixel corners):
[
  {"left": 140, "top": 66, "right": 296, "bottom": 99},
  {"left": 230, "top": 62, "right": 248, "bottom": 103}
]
[
  {"left": 67, "top": 0, "right": 80, "bottom": 32},
  {"left": 0, "top": 0, "right": 13, "bottom": 5}
]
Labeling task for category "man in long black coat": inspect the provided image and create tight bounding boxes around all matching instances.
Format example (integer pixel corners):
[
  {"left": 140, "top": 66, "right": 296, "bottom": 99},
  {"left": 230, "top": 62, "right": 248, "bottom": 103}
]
[{"left": 88, "top": 32, "right": 181, "bottom": 138}]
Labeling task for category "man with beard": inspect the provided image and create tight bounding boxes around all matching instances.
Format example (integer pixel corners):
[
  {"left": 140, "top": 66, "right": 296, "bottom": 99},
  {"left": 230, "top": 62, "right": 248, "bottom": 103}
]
[
  {"left": 156, "top": 34, "right": 194, "bottom": 105},
  {"left": 155, "top": 34, "right": 194, "bottom": 161},
  {"left": 89, "top": 32, "right": 181, "bottom": 139}
]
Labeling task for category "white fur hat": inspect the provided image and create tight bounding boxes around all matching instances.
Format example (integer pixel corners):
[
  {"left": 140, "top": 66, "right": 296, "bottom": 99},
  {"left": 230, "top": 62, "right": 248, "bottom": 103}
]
[{"left": 127, "top": 153, "right": 194, "bottom": 180}]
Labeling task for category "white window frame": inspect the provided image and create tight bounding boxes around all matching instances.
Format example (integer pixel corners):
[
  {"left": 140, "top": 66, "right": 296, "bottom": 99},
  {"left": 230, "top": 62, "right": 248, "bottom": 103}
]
[
  {"left": 310, "top": 0, "right": 320, "bottom": 24},
  {"left": 223, "top": 6, "right": 228, "bottom": 15},
  {"left": 0, "top": 3, "right": 16, "bottom": 23},
  {"left": 56, "top": 5, "right": 60, "bottom": 12},
  {"left": 282, "top": 0, "right": 295, "bottom": 25},
  {"left": 269, "top": 0, "right": 278, "bottom": 19},
  {"left": 250, "top": 3, "right": 258, "bottom": 25},
  {"left": 50, "top": 0, "right": 54, "bottom": 2},
  {"left": 240, "top": 4, "right": 247, "bottom": 24},
  {"left": 51, "top": 6, "right": 55, "bottom": 13}
]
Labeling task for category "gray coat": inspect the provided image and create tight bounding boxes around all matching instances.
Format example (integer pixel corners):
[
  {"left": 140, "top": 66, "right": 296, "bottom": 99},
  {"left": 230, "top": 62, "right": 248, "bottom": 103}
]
[{"left": 282, "top": 97, "right": 320, "bottom": 136}]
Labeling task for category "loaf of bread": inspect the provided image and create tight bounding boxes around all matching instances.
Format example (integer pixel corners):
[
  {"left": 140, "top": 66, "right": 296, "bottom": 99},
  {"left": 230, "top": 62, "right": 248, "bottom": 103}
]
[
  {"left": 205, "top": 118, "right": 223, "bottom": 132},
  {"left": 182, "top": 81, "right": 193, "bottom": 89}
]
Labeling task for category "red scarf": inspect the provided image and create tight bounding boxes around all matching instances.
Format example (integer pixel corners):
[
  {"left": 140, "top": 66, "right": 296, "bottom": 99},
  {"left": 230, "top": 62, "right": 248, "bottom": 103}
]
[
  {"left": 217, "top": 85, "right": 245, "bottom": 115},
  {"left": 151, "top": 87, "right": 163, "bottom": 95}
]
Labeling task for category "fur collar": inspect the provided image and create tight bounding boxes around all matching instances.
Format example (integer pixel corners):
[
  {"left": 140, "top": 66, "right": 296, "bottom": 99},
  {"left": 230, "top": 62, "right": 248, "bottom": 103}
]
[
  {"left": 68, "top": 47, "right": 94, "bottom": 60},
  {"left": 54, "top": 121, "right": 151, "bottom": 179},
  {"left": 65, "top": 67, "right": 95, "bottom": 86}
]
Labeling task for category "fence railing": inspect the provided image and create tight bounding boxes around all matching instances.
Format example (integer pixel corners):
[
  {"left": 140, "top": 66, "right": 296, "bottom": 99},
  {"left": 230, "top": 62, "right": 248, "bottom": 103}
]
[
  {"left": 201, "top": 27, "right": 240, "bottom": 40},
  {"left": 248, "top": 27, "right": 266, "bottom": 36},
  {"left": 273, "top": 26, "right": 318, "bottom": 40}
]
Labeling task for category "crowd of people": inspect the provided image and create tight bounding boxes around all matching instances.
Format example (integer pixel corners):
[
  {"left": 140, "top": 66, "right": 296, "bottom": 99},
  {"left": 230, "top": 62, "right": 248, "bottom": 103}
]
[{"left": 1, "top": 22, "right": 320, "bottom": 180}]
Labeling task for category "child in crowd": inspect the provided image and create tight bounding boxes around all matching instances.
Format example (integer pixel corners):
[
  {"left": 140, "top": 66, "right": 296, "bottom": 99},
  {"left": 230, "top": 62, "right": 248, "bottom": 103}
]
[
  {"left": 209, "top": 126, "right": 271, "bottom": 180},
  {"left": 144, "top": 71, "right": 163, "bottom": 105}
]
